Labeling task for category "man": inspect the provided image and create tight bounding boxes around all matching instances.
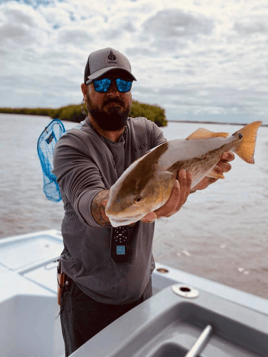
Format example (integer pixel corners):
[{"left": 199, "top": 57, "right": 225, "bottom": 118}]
[{"left": 53, "top": 47, "right": 234, "bottom": 356}]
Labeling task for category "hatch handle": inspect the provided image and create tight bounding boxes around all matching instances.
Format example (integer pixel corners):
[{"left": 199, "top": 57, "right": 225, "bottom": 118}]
[{"left": 184, "top": 324, "right": 213, "bottom": 357}]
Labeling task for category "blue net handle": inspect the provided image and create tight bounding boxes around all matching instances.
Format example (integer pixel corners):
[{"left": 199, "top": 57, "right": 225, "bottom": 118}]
[{"left": 37, "top": 119, "right": 66, "bottom": 202}]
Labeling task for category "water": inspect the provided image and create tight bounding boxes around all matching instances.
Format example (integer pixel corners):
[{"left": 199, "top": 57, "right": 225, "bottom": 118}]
[{"left": 0, "top": 114, "right": 267, "bottom": 298}]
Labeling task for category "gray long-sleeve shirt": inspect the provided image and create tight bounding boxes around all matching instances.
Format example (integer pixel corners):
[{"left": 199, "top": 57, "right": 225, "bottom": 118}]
[{"left": 53, "top": 116, "right": 166, "bottom": 304}]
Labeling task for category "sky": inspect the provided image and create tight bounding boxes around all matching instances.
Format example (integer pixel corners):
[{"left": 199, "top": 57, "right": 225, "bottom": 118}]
[{"left": 1, "top": 0, "right": 268, "bottom": 123}]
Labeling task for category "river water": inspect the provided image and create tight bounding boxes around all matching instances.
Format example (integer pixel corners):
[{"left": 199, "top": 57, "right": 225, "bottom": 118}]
[{"left": 0, "top": 114, "right": 267, "bottom": 298}]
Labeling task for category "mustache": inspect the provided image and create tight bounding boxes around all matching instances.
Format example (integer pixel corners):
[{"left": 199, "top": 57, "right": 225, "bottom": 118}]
[{"left": 104, "top": 98, "right": 125, "bottom": 107}]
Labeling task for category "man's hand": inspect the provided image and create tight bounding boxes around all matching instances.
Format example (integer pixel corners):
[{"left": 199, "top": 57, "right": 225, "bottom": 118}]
[
  {"left": 141, "top": 169, "right": 192, "bottom": 223},
  {"left": 193, "top": 151, "right": 235, "bottom": 191},
  {"left": 141, "top": 152, "right": 235, "bottom": 223}
]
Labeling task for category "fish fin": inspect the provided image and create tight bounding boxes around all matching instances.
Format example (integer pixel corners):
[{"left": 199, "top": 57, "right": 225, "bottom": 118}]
[
  {"left": 186, "top": 128, "right": 229, "bottom": 140},
  {"left": 206, "top": 169, "right": 225, "bottom": 179},
  {"left": 234, "top": 121, "right": 262, "bottom": 164},
  {"left": 158, "top": 171, "right": 175, "bottom": 184}
]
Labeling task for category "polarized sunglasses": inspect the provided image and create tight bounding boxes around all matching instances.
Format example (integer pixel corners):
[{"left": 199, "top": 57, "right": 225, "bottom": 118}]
[{"left": 93, "top": 78, "right": 132, "bottom": 93}]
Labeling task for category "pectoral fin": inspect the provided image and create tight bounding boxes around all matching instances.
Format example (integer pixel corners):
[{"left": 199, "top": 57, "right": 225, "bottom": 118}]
[
  {"left": 206, "top": 169, "right": 225, "bottom": 179},
  {"left": 186, "top": 128, "right": 229, "bottom": 140}
]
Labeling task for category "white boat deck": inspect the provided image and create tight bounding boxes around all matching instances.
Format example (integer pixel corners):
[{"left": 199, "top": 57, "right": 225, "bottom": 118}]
[
  {"left": 1, "top": 230, "right": 268, "bottom": 357},
  {"left": 0, "top": 230, "right": 63, "bottom": 357}
]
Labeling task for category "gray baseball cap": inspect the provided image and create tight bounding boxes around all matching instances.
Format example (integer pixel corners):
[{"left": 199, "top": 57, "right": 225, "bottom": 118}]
[{"left": 84, "top": 48, "right": 137, "bottom": 84}]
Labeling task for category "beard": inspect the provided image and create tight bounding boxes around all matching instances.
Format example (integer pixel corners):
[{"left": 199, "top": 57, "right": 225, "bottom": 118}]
[{"left": 86, "top": 94, "right": 130, "bottom": 131}]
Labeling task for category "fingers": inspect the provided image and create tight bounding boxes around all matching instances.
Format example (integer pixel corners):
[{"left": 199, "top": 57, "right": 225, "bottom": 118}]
[
  {"left": 215, "top": 151, "right": 235, "bottom": 176},
  {"left": 152, "top": 169, "right": 192, "bottom": 220},
  {"left": 141, "top": 212, "right": 157, "bottom": 223},
  {"left": 175, "top": 169, "right": 192, "bottom": 211},
  {"left": 193, "top": 176, "right": 217, "bottom": 191},
  {"left": 221, "top": 152, "right": 235, "bottom": 162},
  {"left": 166, "top": 179, "right": 180, "bottom": 213},
  {"left": 141, "top": 169, "right": 192, "bottom": 223},
  {"left": 190, "top": 152, "right": 235, "bottom": 193},
  {"left": 216, "top": 161, "right": 232, "bottom": 174}
]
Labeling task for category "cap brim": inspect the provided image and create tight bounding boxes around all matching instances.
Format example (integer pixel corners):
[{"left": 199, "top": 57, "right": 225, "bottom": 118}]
[{"left": 86, "top": 67, "right": 136, "bottom": 84}]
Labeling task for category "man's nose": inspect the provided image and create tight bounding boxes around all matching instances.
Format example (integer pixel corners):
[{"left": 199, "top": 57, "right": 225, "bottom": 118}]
[{"left": 107, "top": 80, "right": 119, "bottom": 96}]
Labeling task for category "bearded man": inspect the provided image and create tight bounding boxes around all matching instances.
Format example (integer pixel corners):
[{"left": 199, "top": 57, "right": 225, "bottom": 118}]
[{"left": 53, "top": 48, "right": 234, "bottom": 356}]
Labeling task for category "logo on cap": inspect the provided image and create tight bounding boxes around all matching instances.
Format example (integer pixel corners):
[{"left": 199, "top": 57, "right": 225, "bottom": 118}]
[{"left": 108, "top": 51, "right": 116, "bottom": 61}]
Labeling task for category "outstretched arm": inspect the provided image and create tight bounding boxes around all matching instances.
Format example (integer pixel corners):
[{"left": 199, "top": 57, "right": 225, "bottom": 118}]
[{"left": 92, "top": 190, "right": 111, "bottom": 226}]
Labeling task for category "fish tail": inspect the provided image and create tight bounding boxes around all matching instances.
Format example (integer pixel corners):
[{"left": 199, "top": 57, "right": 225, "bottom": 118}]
[{"left": 233, "top": 121, "right": 262, "bottom": 164}]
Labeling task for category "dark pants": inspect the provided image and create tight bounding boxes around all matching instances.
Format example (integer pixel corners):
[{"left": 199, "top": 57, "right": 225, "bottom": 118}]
[{"left": 60, "top": 277, "right": 152, "bottom": 356}]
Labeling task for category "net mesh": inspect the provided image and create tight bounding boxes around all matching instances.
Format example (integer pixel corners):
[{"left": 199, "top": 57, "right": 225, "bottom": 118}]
[{"left": 37, "top": 119, "right": 66, "bottom": 202}]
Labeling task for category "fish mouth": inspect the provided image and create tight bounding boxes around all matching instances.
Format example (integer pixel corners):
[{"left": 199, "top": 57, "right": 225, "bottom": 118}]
[
  {"left": 108, "top": 213, "right": 145, "bottom": 227},
  {"left": 106, "top": 206, "right": 144, "bottom": 220},
  {"left": 109, "top": 217, "right": 137, "bottom": 227}
]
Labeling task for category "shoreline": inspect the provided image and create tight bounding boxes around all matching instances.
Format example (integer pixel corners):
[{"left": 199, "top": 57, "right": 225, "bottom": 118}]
[
  {"left": 1, "top": 113, "right": 267, "bottom": 127},
  {"left": 168, "top": 119, "right": 268, "bottom": 127}
]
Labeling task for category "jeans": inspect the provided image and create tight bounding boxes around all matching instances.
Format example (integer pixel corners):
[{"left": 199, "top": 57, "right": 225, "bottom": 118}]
[{"left": 60, "top": 277, "right": 152, "bottom": 356}]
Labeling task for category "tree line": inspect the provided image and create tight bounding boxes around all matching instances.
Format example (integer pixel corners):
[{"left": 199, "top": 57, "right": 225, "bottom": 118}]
[{"left": 0, "top": 100, "right": 167, "bottom": 127}]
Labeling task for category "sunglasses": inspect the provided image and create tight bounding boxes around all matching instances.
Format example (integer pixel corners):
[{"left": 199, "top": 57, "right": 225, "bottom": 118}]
[{"left": 93, "top": 78, "right": 132, "bottom": 93}]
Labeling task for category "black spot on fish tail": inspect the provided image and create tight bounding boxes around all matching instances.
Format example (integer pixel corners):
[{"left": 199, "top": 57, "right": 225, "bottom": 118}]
[{"left": 232, "top": 132, "right": 243, "bottom": 139}]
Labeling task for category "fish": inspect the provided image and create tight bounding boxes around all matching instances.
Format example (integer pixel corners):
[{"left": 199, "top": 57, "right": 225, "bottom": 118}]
[{"left": 105, "top": 121, "right": 262, "bottom": 227}]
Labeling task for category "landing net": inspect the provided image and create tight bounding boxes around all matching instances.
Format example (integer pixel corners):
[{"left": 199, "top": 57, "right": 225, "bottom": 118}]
[{"left": 37, "top": 119, "right": 66, "bottom": 202}]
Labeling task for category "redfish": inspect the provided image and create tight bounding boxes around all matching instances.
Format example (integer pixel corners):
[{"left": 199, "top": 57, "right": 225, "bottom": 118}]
[{"left": 105, "top": 121, "right": 262, "bottom": 227}]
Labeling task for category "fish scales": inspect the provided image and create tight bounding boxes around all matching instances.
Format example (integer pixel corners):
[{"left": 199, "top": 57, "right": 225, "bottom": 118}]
[
  {"left": 106, "top": 121, "right": 262, "bottom": 227},
  {"left": 163, "top": 137, "right": 239, "bottom": 187}
]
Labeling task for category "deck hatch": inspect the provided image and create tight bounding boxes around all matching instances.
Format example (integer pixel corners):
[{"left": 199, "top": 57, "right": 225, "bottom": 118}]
[{"left": 0, "top": 235, "right": 63, "bottom": 271}]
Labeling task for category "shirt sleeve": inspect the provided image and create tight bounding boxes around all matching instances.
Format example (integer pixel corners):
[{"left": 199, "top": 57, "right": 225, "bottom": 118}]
[
  {"left": 147, "top": 120, "right": 167, "bottom": 148},
  {"left": 53, "top": 132, "right": 106, "bottom": 228}
]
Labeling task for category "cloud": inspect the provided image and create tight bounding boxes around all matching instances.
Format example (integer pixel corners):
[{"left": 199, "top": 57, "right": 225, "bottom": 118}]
[
  {"left": 143, "top": 9, "right": 214, "bottom": 41},
  {"left": 0, "top": 0, "right": 268, "bottom": 124},
  {"left": 0, "top": 3, "right": 50, "bottom": 47},
  {"left": 55, "top": 26, "right": 93, "bottom": 46},
  {"left": 38, "top": 5, "right": 73, "bottom": 28},
  {"left": 233, "top": 16, "right": 268, "bottom": 35},
  {"left": 99, "top": 17, "right": 136, "bottom": 40}
]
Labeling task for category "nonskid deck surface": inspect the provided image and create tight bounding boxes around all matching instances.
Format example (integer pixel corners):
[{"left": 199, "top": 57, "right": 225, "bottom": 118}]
[{"left": 0, "top": 230, "right": 268, "bottom": 357}]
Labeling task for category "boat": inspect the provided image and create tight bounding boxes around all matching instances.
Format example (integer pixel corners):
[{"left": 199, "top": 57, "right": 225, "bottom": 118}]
[{"left": 1, "top": 230, "right": 267, "bottom": 357}]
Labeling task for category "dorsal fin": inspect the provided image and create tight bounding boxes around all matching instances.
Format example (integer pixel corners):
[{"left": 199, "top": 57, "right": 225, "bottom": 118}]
[{"left": 186, "top": 128, "right": 229, "bottom": 140}]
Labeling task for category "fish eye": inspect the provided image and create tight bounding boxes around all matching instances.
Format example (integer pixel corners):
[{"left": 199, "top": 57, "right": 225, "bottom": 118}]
[{"left": 135, "top": 196, "right": 142, "bottom": 203}]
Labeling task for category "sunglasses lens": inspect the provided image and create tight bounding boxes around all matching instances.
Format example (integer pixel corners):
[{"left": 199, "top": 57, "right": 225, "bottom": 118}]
[
  {"left": 116, "top": 79, "right": 132, "bottom": 93},
  {"left": 93, "top": 78, "right": 111, "bottom": 93},
  {"left": 93, "top": 78, "right": 132, "bottom": 93}
]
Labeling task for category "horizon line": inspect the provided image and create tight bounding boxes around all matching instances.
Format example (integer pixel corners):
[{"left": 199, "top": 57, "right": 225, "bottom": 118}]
[{"left": 168, "top": 119, "right": 268, "bottom": 127}]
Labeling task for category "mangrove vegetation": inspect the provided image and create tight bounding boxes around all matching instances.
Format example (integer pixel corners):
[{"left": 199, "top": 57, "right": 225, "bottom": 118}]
[{"left": 0, "top": 100, "right": 167, "bottom": 127}]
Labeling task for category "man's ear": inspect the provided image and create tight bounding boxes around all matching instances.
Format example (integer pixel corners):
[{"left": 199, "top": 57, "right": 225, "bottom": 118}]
[{"left": 81, "top": 83, "right": 88, "bottom": 97}]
